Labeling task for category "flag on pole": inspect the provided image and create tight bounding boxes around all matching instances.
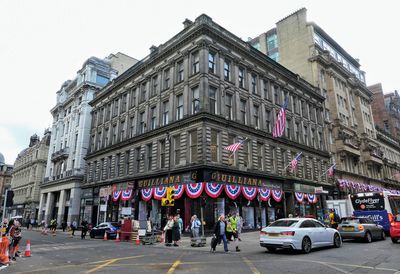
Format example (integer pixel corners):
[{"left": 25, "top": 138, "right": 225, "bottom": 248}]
[
  {"left": 290, "top": 152, "right": 302, "bottom": 173},
  {"left": 224, "top": 138, "right": 247, "bottom": 153},
  {"left": 327, "top": 163, "right": 336, "bottom": 177},
  {"left": 272, "top": 96, "right": 288, "bottom": 138}
]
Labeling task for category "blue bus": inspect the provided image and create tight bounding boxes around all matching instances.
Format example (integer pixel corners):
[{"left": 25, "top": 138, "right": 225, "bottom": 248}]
[{"left": 349, "top": 192, "right": 400, "bottom": 233}]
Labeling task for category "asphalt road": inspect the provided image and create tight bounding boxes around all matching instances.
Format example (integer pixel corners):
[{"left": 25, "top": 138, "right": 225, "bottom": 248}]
[{"left": 2, "top": 229, "right": 400, "bottom": 274}]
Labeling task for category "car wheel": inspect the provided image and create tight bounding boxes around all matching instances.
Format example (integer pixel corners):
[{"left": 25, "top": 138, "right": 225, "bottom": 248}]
[
  {"left": 333, "top": 233, "right": 342, "bottom": 248},
  {"left": 381, "top": 231, "right": 386, "bottom": 241},
  {"left": 364, "top": 232, "right": 372, "bottom": 243},
  {"left": 302, "top": 236, "right": 312, "bottom": 254},
  {"left": 266, "top": 247, "right": 276, "bottom": 253},
  {"left": 391, "top": 237, "right": 398, "bottom": 243}
]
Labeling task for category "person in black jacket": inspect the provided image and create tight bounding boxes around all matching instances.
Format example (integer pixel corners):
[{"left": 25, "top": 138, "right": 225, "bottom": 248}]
[{"left": 213, "top": 214, "right": 228, "bottom": 252}]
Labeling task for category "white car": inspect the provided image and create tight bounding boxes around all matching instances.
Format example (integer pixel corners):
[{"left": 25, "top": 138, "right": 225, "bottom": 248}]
[{"left": 260, "top": 218, "right": 342, "bottom": 253}]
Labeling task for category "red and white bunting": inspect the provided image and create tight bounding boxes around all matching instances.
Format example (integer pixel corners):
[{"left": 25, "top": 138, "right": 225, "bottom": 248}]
[
  {"left": 242, "top": 186, "right": 258, "bottom": 201},
  {"left": 205, "top": 183, "right": 224, "bottom": 198},
  {"left": 121, "top": 189, "right": 133, "bottom": 201},
  {"left": 295, "top": 192, "right": 305, "bottom": 203},
  {"left": 141, "top": 188, "right": 153, "bottom": 201},
  {"left": 272, "top": 189, "right": 283, "bottom": 202},
  {"left": 306, "top": 193, "right": 317, "bottom": 204},
  {"left": 173, "top": 184, "right": 185, "bottom": 199},
  {"left": 185, "top": 183, "right": 204, "bottom": 198},
  {"left": 259, "top": 188, "right": 271, "bottom": 201},
  {"left": 112, "top": 190, "right": 121, "bottom": 202},
  {"left": 225, "top": 184, "right": 241, "bottom": 200},
  {"left": 153, "top": 186, "right": 167, "bottom": 200}
]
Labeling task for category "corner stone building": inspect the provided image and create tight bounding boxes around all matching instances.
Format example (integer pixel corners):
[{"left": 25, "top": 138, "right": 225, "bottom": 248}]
[
  {"left": 0, "top": 153, "right": 13, "bottom": 218},
  {"left": 84, "top": 14, "right": 330, "bottom": 230},
  {"left": 10, "top": 131, "right": 50, "bottom": 219}
]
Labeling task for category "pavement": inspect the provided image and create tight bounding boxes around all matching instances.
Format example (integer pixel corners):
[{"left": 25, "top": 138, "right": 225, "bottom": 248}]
[{"left": 0, "top": 228, "right": 399, "bottom": 274}]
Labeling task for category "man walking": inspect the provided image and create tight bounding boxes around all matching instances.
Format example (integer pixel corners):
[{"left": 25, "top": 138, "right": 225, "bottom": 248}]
[
  {"left": 191, "top": 215, "right": 201, "bottom": 239},
  {"left": 212, "top": 214, "right": 228, "bottom": 253},
  {"left": 81, "top": 220, "right": 88, "bottom": 239},
  {"left": 229, "top": 214, "right": 240, "bottom": 252}
]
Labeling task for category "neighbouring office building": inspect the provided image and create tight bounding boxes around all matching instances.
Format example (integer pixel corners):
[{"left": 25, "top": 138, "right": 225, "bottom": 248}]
[
  {"left": 40, "top": 53, "right": 137, "bottom": 225},
  {"left": 0, "top": 153, "right": 13, "bottom": 219},
  {"left": 83, "top": 14, "right": 331, "bottom": 231}
]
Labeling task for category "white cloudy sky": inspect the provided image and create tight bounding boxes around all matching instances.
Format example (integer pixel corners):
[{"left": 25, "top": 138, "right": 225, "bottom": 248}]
[{"left": 0, "top": 0, "right": 399, "bottom": 164}]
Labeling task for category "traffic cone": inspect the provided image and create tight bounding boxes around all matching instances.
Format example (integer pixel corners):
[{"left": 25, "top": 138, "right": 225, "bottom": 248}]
[
  {"left": 115, "top": 231, "right": 120, "bottom": 243},
  {"left": 103, "top": 231, "right": 108, "bottom": 241},
  {"left": 135, "top": 233, "right": 140, "bottom": 246},
  {"left": 24, "top": 240, "right": 31, "bottom": 257}
]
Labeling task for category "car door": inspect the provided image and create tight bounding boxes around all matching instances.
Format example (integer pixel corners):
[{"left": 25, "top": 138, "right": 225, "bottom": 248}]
[
  {"left": 366, "top": 218, "right": 381, "bottom": 239},
  {"left": 299, "top": 220, "right": 318, "bottom": 247},
  {"left": 311, "top": 220, "right": 328, "bottom": 246},
  {"left": 95, "top": 223, "right": 107, "bottom": 237}
]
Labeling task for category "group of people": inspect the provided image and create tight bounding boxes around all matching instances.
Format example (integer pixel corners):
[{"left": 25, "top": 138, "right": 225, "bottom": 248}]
[
  {"left": 212, "top": 213, "right": 242, "bottom": 253},
  {"left": 39, "top": 219, "right": 88, "bottom": 239},
  {"left": 0, "top": 218, "right": 22, "bottom": 266},
  {"left": 163, "top": 214, "right": 183, "bottom": 246}
]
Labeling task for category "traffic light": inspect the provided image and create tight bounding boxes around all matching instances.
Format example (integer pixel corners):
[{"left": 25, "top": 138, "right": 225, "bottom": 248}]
[
  {"left": 200, "top": 196, "right": 207, "bottom": 208},
  {"left": 5, "top": 190, "right": 14, "bottom": 207},
  {"left": 161, "top": 197, "right": 170, "bottom": 206},
  {"left": 167, "top": 187, "right": 175, "bottom": 206}
]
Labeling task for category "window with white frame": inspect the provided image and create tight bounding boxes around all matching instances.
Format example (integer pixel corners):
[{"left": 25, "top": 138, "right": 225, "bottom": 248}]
[
  {"left": 192, "top": 51, "right": 199, "bottom": 74},
  {"left": 192, "top": 86, "right": 200, "bottom": 114},
  {"left": 209, "top": 86, "right": 217, "bottom": 114},
  {"left": 225, "top": 93, "right": 233, "bottom": 120},
  {"left": 176, "top": 94, "right": 183, "bottom": 120},
  {"left": 208, "top": 52, "right": 216, "bottom": 74},
  {"left": 163, "top": 101, "right": 169, "bottom": 125}
]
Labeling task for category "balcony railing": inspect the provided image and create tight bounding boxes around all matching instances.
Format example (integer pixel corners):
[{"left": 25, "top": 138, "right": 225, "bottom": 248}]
[
  {"left": 51, "top": 147, "right": 70, "bottom": 161},
  {"left": 43, "top": 168, "right": 84, "bottom": 183}
]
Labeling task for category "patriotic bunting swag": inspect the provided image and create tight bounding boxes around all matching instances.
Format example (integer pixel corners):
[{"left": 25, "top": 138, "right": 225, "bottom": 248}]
[
  {"left": 295, "top": 192, "right": 305, "bottom": 203},
  {"left": 185, "top": 183, "right": 204, "bottom": 198},
  {"left": 141, "top": 188, "right": 153, "bottom": 201},
  {"left": 121, "top": 189, "right": 133, "bottom": 201},
  {"left": 272, "top": 189, "right": 283, "bottom": 202},
  {"left": 205, "top": 183, "right": 224, "bottom": 198},
  {"left": 259, "top": 188, "right": 271, "bottom": 201},
  {"left": 242, "top": 186, "right": 258, "bottom": 201},
  {"left": 306, "top": 193, "right": 318, "bottom": 204},
  {"left": 112, "top": 190, "right": 121, "bottom": 202},
  {"left": 337, "top": 179, "right": 399, "bottom": 194},
  {"left": 153, "top": 186, "right": 167, "bottom": 200},
  {"left": 173, "top": 184, "right": 185, "bottom": 199},
  {"left": 225, "top": 184, "right": 241, "bottom": 200}
]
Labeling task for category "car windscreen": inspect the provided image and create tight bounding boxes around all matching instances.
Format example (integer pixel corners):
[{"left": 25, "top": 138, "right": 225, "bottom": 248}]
[
  {"left": 269, "top": 220, "right": 299, "bottom": 227},
  {"left": 110, "top": 222, "right": 121, "bottom": 227},
  {"left": 340, "top": 218, "right": 360, "bottom": 224}
]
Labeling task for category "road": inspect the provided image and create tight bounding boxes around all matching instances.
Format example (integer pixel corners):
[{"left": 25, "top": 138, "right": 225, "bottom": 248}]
[{"left": 2, "top": 229, "right": 400, "bottom": 274}]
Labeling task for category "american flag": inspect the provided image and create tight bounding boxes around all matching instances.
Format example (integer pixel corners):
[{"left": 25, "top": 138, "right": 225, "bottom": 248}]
[
  {"left": 224, "top": 138, "right": 246, "bottom": 153},
  {"left": 290, "top": 152, "right": 302, "bottom": 173},
  {"left": 272, "top": 97, "right": 288, "bottom": 138},
  {"left": 327, "top": 163, "right": 336, "bottom": 177}
]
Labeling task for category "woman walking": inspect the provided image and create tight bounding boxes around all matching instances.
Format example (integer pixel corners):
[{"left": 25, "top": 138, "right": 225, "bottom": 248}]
[
  {"left": 212, "top": 214, "right": 228, "bottom": 253},
  {"left": 172, "top": 215, "right": 181, "bottom": 246},
  {"left": 163, "top": 215, "right": 174, "bottom": 246}
]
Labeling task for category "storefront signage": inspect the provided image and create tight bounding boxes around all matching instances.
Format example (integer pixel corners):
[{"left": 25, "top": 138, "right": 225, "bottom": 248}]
[
  {"left": 100, "top": 205, "right": 107, "bottom": 212},
  {"left": 294, "top": 183, "right": 315, "bottom": 193},
  {"left": 138, "top": 172, "right": 195, "bottom": 188},
  {"left": 210, "top": 171, "right": 281, "bottom": 188},
  {"left": 121, "top": 207, "right": 132, "bottom": 215},
  {"left": 99, "top": 186, "right": 112, "bottom": 197},
  {"left": 82, "top": 188, "right": 93, "bottom": 198}
]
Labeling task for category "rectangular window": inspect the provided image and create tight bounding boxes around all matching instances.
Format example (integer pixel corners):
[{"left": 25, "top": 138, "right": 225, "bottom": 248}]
[
  {"left": 257, "top": 143, "right": 264, "bottom": 170},
  {"left": 93, "top": 161, "right": 97, "bottom": 181},
  {"left": 125, "top": 150, "right": 131, "bottom": 175},
  {"left": 103, "top": 127, "right": 109, "bottom": 147},
  {"left": 286, "top": 118, "right": 291, "bottom": 139},
  {"left": 189, "top": 130, "right": 198, "bottom": 162},
  {"left": 263, "top": 80, "right": 270, "bottom": 100},
  {"left": 209, "top": 86, "right": 217, "bottom": 114},
  {"left": 311, "top": 129, "right": 315, "bottom": 147},
  {"left": 140, "top": 82, "right": 147, "bottom": 103},
  {"left": 318, "top": 131, "right": 323, "bottom": 149},
  {"left": 159, "top": 139, "right": 166, "bottom": 168},
  {"left": 208, "top": 52, "right": 216, "bottom": 73},
  {"left": 151, "top": 75, "right": 158, "bottom": 97},
  {"left": 192, "top": 51, "right": 199, "bottom": 74},
  {"left": 164, "top": 69, "right": 170, "bottom": 90},
  {"left": 293, "top": 96, "right": 297, "bottom": 113},
  {"left": 273, "top": 85, "right": 279, "bottom": 104},
  {"left": 120, "top": 119, "right": 126, "bottom": 141},
  {"left": 112, "top": 124, "right": 117, "bottom": 144},
  {"left": 303, "top": 125, "right": 308, "bottom": 145},
  {"left": 134, "top": 147, "right": 140, "bottom": 173},
  {"left": 211, "top": 129, "right": 219, "bottom": 162},
  {"left": 240, "top": 99, "right": 247, "bottom": 124},
  {"left": 163, "top": 101, "right": 169, "bottom": 125},
  {"left": 150, "top": 106, "right": 157, "bottom": 130},
  {"left": 238, "top": 67, "right": 245, "bottom": 88},
  {"left": 113, "top": 99, "right": 119, "bottom": 117},
  {"left": 253, "top": 105, "right": 260, "bottom": 128},
  {"left": 107, "top": 156, "right": 112, "bottom": 178},
  {"left": 100, "top": 158, "right": 105, "bottom": 180},
  {"left": 115, "top": 153, "right": 121, "bottom": 177},
  {"left": 121, "top": 93, "right": 127, "bottom": 113},
  {"left": 129, "top": 116, "right": 135, "bottom": 138},
  {"left": 130, "top": 88, "right": 137, "bottom": 108},
  {"left": 98, "top": 109, "right": 103, "bottom": 124},
  {"left": 265, "top": 108, "right": 271, "bottom": 132},
  {"left": 174, "top": 135, "right": 181, "bottom": 165},
  {"left": 177, "top": 61, "right": 184, "bottom": 82},
  {"left": 192, "top": 86, "right": 200, "bottom": 114},
  {"left": 243, "top": 141, "right": 249, "bottom": 166},
  {"left": 224, "top": 60, "right": 231, "bottom": 81},
  {"left": 270, "top": 146, "right": 276, "bottom": 172},
  {"left": 295, "top": 122, "right": 300, "bottom": 142},
  {"left": 146, "top": 143, "right": 153, "bottom": 171},
  {"left": 225, "top": 93, "right": 233, "bottom": 120},
  {"left": 139, "top": 111, "right": 145, "bottom": 134},
  {"left": 251, "top": 74, "right": 257, "bottom": 94},
  {"left": 176, "top": 95, "right": 183, "bottom": 120}
]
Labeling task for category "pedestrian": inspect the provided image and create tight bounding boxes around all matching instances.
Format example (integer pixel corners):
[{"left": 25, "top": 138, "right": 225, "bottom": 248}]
[
  {"left": 177, "top": 214, "right": 183, "bottom": 236},
  {"left": 71, "top": 220, "right": 77, "bottom": 236},
  {"left": 235, "top": 212, "right": 243, "bottom": 242},
  {"left": 172, "top": 215, "right": 180, "bottom": 247},
  {"left": 9, "top": 225, "right": 21, "bottom": 261},
  {"left": 226, "top": 219, "right": 233, "bottom": 241},
  {"left": 190, "top": 215, "right": 201, "bottom": 239},
  {"left": 25, "top": 218, "right": 30, "bottom": 230},
  {"left": 229, "top": 214, "right": 240, "bottom": 252},
  {"left": 163, "top": 215, "right": 174, "bottom": 246},
  {"left": 329, "top": 209, "right": 338, "bottom": 229},
  {"left": 81, "top": 220, "right": 88, "bottom": 239},
  {"left": 61, "top": 221, "right": 67, "bottom": 232},
  {"left": 212, "top": 214, "right": 228, "bottom": 253}
]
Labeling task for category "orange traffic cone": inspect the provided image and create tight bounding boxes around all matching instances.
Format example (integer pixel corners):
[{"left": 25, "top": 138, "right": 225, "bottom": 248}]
[
  {"left": 135, "top": 233, "right": 140, "bottom": 246},
  {"left": 115, "top": 231, "right": 120, "bottom": 243},
  {"left": 103, "top": 231, "right": 108, "bottom": 241},
  {"left": 24, "top": 240, "right": 31, "bottom": 257}
]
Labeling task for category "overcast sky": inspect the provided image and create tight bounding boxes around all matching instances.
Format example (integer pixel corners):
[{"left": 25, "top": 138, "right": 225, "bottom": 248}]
[{"left": 1, "top": 0, "right": 399, "bottom": 164}]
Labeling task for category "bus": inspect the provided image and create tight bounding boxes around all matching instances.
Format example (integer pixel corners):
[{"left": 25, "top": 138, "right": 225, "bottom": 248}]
[{"left": 349, "top": 191, "right": 400, "bottom": 233}]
